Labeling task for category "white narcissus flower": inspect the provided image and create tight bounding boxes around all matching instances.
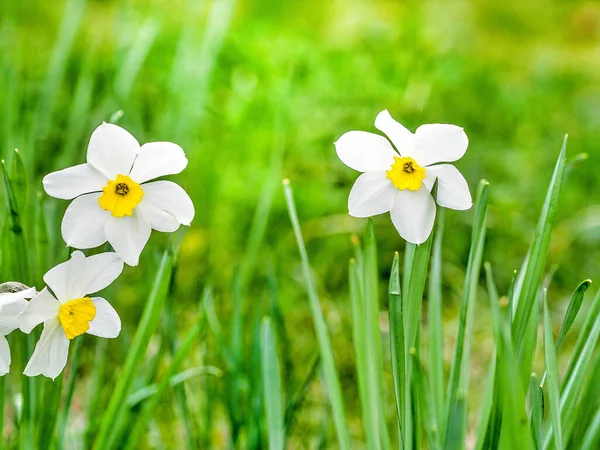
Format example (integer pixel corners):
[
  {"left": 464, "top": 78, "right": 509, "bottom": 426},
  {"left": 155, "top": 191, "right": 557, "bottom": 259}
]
[
  {"left": 335, "top": 110, "right": 472, "bottom": 244},
  {"left": 0, "top": 285, "right": 36, "bottom": 376},
  {"left": 43, "top": 123, "right": 195, "bottom": 266},
  {"left": 18, "top": 251, "right": 123, "bottom": 379}
]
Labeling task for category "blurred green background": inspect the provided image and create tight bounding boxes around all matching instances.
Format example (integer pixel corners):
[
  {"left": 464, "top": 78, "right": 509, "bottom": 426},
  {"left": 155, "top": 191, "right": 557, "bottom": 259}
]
[{"left": 2, "top": 0, "right": 600, "bottom": 447}]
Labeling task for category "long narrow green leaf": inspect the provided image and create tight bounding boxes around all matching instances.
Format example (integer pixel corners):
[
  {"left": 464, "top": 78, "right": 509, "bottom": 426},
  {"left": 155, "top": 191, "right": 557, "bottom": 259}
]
[
  {"left": 473, "top": 356, "right": 496, "bottom": 450},
  {"left": 581, "top": 408, "right": 600, "bottom": 450},
  {"left": 428, "top": 210, "right": 445, "bottom": 433},
  {"left": 56, "top": 336, "right": 84, "bottom": 448},
  {"left": 513, "top": 137, "right": 567, "bottom": 351},
  {"left": 555, "top": 289, "right": 600, "bottom": 446},
  {"left": 555, "top": 279, "right": 591, "bottom": 351},
  {"left": 126, "top": 366, "right": 221, "bottom": 407},
  {"left": 282, "top": 179, "right": 350, "bottom": 450},
  {"left": 412, "top": 352, "right": 440, "bottom": 450},
  {"left": 124, "top": 315, "right": 204, "bottom": 450},
  {"left": 444, "top": 179, "right": 489, "bottom": 448},
  {"left": 478, "top": 263, "right": 502, "bottom": 450},
  {"left": 487, "top": 264, "right": 532, "bottom": 449},
  {"left": 363, "top": 220, "right": 390, "bottom": 450},
  {"left": 350, "top": 259, "right": 379, "bottom": 448},
  {"left": 543, "top": 293, "right": 562, "bottom": 450},
  {"left": 93, "top": 250, "right": 173, "bottom": 450},
  {"left": 83, "top": 339, "right": 107, "bottom": 448},
  {"left": 566, "top": 353, "right": 600, "bottom": 447},
  {"left": 530, "top": 373, "right": 544, "bottom": 449},
  {"left": 261, "top": 318, "right": 285, "bottom": 450},
  {"left": 387, "top": 252, "right": 405, "bottom": 447},
  {"left": 2, "top": 159, "right": 34, "bottom": 450}
]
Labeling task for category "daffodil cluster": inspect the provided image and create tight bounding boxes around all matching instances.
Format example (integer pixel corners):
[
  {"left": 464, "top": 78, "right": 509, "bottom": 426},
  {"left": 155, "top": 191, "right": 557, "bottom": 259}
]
[{"left": 1, "top": 124, "right": 194, "bottom": 379}]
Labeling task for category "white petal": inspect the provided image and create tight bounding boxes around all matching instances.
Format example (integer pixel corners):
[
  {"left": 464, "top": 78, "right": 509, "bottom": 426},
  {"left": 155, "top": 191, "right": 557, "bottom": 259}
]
[
  {"left": 413, "top": 124, "right": 468, "bottom": 167},
  {"left": 137, "top": 200, "right": 180, "bottom": 233},
  {"left": 129, "top": 142, "right": 188, "bottom": 184},
  {"left": 374, "top": 110, "right": 415, "bottom": 156},
  {"left": 348, "top": 171, "right": 396, "bottom": 218},
  {"left": 23, "top": 319, "right": 69, "bottom": 380},
  {"left": 18, "top": 288, "right": 60, "bottom": 333},
  {"left": 334, "top": 131, "right": 398, "bottom": 172},
  {"left": 79, "top": 253, "right": 124, "bottom": 295},
  {"left": 86, "top": 123, "right": 140, "bottom": 179},
  {"left": 43, "top": 164, "right": 108, "bottom": 200},
  {"left": 142, "top": 181, "right": 195, "bottom": 226},
  {"left": 0, "top": 335, "right": 11, "bottom": 376},
  {"left": 43, "top": 251, "right": 86, "bottom": 302},
  {"left": 0, "top": 292, "right": 30, "bottom": 335},
  {"left": 424, "top": 165, "right": 472, "bottom": 211},
  {"left": 105, "top": 211, "right": 152, "bottom": 266},
  {"left": 61, "top": 193, "right": 110, "bottom": 249},
  {"left": 87, "top": 298, "right": 121, "bottom": 338},
  {"left": 390, "top": 187, "right": 436, "bottom": 245}
]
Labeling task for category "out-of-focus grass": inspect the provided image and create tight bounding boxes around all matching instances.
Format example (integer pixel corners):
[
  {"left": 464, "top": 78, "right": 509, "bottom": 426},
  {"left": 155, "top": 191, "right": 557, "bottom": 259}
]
[{"left": 2, "top": 0, "right": 600, "bottom": 446}]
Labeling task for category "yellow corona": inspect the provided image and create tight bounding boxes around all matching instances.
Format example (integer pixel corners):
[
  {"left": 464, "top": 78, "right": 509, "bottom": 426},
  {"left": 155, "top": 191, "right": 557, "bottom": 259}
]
[
  {"left": 98, "top": 174, "right": 144, "bottom": 217},
  {"left": 58, "top": 297, "right": 96, "bottom": 339},
  {"left": 386, "top": 156, "right": 426, "bottom": 191}
]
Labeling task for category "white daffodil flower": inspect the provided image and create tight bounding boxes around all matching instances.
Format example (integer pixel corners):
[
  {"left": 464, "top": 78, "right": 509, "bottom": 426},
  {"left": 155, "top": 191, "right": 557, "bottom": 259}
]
[
  {"left": 18, "top": 251, "right": 123, "bottom": 379},
  {"left": 335, "top": 109, "right": 472, "bottom": 244},
  {"left": 43, "top": 123, "right": 195, "bottom": 266},
  {"left": 0, "top": 285, "right": 36, "bottom": 376}
]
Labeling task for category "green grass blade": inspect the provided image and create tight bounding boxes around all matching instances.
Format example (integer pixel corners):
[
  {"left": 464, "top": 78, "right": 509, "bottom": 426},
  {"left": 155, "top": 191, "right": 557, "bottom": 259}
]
[
  {"left": 261, "top": 318, "right": 285, "bottom": 450},
  {"left": 124, "top": 315, "right": 204, "bottom": 450},
  {"left": 543, "top": 293, "right": 562, "bottom": 450},
  {"left": 487, "top": 263, "right": 532, "bottom": 449},
  {"left": 555, "top": 290, "right": 600, "bottom": 446},
  {"left": 401, "top": 218, "right": 434, "bottom": 450},
  {"left": 387, "top": 252, "right": 405, "bottom": 447},
  {"left": 402, "top": 243, "right": 415, "bottom": 317},
  {"left": 555, "top": 279, "right": 591, "bottom": 351},
  {"left": 57, "top": 336, "right": 84, "bottom": 448},
  {"left": 350, "top": 259, "right": 379, "bottom": 449},
  {"left": 10, "top": 149, "right": 28, "bottom": 214},
  {"left": 475, "top": 262, "right": 510, "bottom": 450},
  {"left": 83, "top": 339, "right": 107, "bottom": 448},
  {"left": 513, "top": 137, "right": 567, "bottom": 351},
  {"left": 565, "top": 353, "right": 600, "bottom": 447},
  {"left": 444, "top": 179, "right": 489, "bottom": 448},
  {"left": 284, "top": 353, "right": 320, "bottom": 430},
  {"left": 473, "top": 356, "right": 496, "bottom": 450},
  {"left": 519, "top": 289, "right": 540, "bottom": 389},
  {"left": 562, "top": 287, "right": 600, "bottom": 385},
  {"left": 114, "top": 18, "right": 161, "bottom": 99},
  {"left": 2, "top": 158, "right": 35, "bottom": 450},
  {"left": 412, "top": 352, "right": 440, "bottom": 450},
  {"left": 581, "top": 408, "right": 600, "bottom": 450},
  {"left": 405, "top": 231, "right": 433, "bottom": 349},
  {"left": 363, "top": 220, "right": 390, "bottom": 450},
  {"left": 282, "top": 179, "right": 350, "bottom": 450},
  {"left": 92, "top": 250, "right": 173, "bottom": 450},
  {"left": 126, "top": 367, "right": 221, "bottom": 407},
  {"left": 202, "top": 286, "right": 235, "bottom": 370},
  {"left": 530, "top": 373, "right": 544, "bottom": 449},
  {"left": 428, "top": 210, "right": 445, "bottom": 433}
]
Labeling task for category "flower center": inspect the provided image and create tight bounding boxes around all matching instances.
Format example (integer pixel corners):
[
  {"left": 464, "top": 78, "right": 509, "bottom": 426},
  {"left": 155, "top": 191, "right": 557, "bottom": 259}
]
[
  {"left": 58, "top": 297, "right": 96, "bottom": 340},
  {"left": 98, "top": 174, "right": 144, "bottom": 218},
  {"left": 386, "top": 156, "right": 426, "bottom": 191}
]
